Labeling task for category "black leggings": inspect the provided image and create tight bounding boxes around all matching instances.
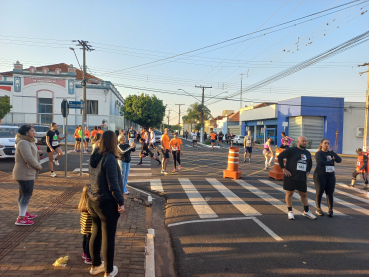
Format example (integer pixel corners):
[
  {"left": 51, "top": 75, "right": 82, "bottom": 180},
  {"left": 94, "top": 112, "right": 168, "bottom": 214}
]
[
  {"left": 88, "top": 198, "right": 120, "bottom": 273},
  {"left": 314, "top": 173, "right": 335, "bottom": 211},
  {"left": 352, "top": 170, "right": 368, "bottom": 184},
  {"left": 83, "top": 234, "right": 91, "bottom": 260},
  {"left": 172, "top": 151, "right": 181, "bottom": 169}
]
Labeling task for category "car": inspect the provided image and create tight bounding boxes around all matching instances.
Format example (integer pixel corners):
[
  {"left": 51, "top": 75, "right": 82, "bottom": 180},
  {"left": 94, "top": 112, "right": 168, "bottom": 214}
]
[
  {"left": 33, "top": 125, "right": 50, "bottom": 144},
  {"left": 0, "top": 125, "right": 18, "bottom": 158},
  {"left": 154, "top": 130, "right": 162, "bottom": 144},
  {"left": 232, "top": 135, "right": 245, "bottom": 145}
]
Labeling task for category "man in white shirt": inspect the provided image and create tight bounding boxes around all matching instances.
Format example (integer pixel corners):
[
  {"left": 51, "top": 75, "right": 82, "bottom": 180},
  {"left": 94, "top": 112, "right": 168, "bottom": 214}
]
[
  {"left": 191, "top": 130, "right": 199, "bottom": 149},
  {"left": 149, "top": 127, "right": 160, "bottom": 156}
]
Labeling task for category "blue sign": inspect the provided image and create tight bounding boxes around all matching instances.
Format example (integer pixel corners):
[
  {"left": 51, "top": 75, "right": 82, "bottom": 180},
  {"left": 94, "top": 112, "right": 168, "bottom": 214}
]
[
  {"left": 69, "top": 101, "right": 85, "bottom": 109},
  {"left": 68, "top": 80, "right": 74, "bottom": 95},
  {"left": 14, "top": 77, "right": 21, "bottom": 92}
]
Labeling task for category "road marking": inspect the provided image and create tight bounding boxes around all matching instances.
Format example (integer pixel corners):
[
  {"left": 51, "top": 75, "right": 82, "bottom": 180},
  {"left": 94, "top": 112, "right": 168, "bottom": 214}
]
[
  {"left": 178, "top": 178, "right": 218, "bottom": 219},
  {"left": 150, "top": 179, "right": 164, "bottom": 193},
  {"left": 167, "top": 217, "right": 282, "bottom": 241},
  {"left": 127, "top": 185, "right": 151, "bottom": 196},
  {"left": 206, "top": 178, "right": 261, "bottom": 216},
  {"left": 73, "top": 168, "right": 89, "bottom": 172},
  {"left": 130, "top": 168, "right": 151, "bottom": 171},
  {"left": 259, "top": 180, "right": 346, "bottom": 216},
  {"left": 40, "top": 154, "right": 57, "bottom": 164},
  {"left": 336, "top": 182, "right": 368, "bottom": 196},
  {"left": 145, "top": 233, "right": 155, "bottom": 277},
  {"left": 82, "top": 163, "right": 88, "bottom": 165},
  {"left": 234, "top": 179, "right": 301, "bottom": 215},
  {"left": 129, "top": 173, "right": 152, "bottom": 177}
]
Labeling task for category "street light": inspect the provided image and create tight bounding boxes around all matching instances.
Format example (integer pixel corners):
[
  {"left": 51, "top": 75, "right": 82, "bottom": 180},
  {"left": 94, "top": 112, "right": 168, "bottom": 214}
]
[
  {"left": 177, "top": 89, "right": 201, "bottom": 102},
  {"left": 69, "top": 47, "right": 82, "bottom": 70}
]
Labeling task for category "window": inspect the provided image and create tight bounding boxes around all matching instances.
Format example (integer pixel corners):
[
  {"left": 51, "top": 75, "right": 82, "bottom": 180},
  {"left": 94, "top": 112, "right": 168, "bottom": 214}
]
[
  {"left": 80, "top": 100, "right": 98, "bottom": 115},
  {"left": 357, "top": 127, "right": 364, "bottom": 137},
  {"left": 38, "top": 98, "right": 53, "bottom": 124}
]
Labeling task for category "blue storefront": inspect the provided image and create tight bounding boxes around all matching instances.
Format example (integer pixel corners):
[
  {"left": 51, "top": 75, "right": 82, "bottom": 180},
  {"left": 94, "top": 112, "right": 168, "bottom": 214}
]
[{"left": 241, "top": 119, "right": 278, "bottom": 145}]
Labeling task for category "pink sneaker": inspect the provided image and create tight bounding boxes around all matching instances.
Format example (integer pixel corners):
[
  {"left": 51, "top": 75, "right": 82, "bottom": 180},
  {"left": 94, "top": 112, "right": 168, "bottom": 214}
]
[
  {"left": 15, "top": 217, "right": 34, "bottom": 226},
  {"left": 82, "top": 253, "right": 87, "bottom": 260},
  {"left": 25, "top": 212, "right": 37, "bottom": 219},
  {"left": 179, "top": 165, "right": 182, "bottom": 169}
]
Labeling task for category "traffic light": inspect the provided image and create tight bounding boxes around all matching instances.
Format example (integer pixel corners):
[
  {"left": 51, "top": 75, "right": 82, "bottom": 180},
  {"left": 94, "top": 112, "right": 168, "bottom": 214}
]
[{"left": 61, "top": 99, "right": 69, "bottom": 118}]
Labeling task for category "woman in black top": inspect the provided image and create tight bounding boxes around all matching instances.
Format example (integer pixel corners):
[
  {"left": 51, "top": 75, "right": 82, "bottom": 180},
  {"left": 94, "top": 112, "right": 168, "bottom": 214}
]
[
  {"left": 88, "top": 130, "right": 124, "bottom": 276},
  {"left": 314, "top": 138, "right": 342, "bottom": 217},
  {"left": 118, "top": 135, "right": 136, "bottom": 195}
]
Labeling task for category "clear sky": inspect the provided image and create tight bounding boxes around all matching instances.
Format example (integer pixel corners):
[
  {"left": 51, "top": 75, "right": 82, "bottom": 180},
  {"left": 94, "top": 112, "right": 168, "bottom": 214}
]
[{"left": 1, "top": 0, "right": 368, "bottom": 124}]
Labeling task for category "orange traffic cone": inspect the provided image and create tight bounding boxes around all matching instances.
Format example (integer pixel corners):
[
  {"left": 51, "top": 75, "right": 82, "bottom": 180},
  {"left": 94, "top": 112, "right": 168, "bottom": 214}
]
[
  {"left": 223, "top": 147, "right": 242, "bottom": 179},
  {"left": 269, "top": 148, "right": 285, "bottom": 180}
]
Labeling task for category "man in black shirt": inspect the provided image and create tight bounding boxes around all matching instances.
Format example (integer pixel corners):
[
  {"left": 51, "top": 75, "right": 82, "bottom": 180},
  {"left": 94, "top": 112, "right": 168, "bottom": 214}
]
[
  {"left": 128, "top": 126, "right": 137, "bottom": 145},
  {"left": 46, "top": 122, "right": 65, "bottom": 177},
  {"left": 278, "top": 136, "right": 316, "bottom": 220},
  {"left": 138, "top": 138, "right": 161, "bottom": 166}
]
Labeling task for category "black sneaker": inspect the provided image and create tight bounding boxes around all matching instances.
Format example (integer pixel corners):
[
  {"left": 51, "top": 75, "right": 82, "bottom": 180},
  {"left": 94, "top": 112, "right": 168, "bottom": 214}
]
[
  {"left": 327, "top": 210, "right": 333, "bottom": 217},
  {"left": 243, "top": 160, "right": 246, "bottom": 163},
  {"left": 315, "top": 209, "right": 324, "bottom": 216},
  {"left": 137, "top": 163, "right": 143, "bottom": 166},
  {"left": 361, "top": 186, "right": 368, "bottom": 191}
]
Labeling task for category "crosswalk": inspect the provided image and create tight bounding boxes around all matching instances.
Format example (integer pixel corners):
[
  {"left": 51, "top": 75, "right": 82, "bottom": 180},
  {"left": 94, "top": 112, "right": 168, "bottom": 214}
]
[{"left": 128, "top": 176, "right": 369, "bottom": 220}]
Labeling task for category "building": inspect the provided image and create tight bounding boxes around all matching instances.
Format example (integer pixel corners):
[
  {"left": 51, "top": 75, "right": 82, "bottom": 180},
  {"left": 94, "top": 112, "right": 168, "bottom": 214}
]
[{"left": 0, "top": 62, "right": 140, "bottom": 141}]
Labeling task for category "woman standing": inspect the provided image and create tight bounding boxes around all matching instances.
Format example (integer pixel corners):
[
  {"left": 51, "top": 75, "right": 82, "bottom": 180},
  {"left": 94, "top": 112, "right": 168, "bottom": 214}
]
[
  {"left": 118, "top": 135, "right": 136, "bottom": 195},
  {"left": 263, "top": 137, "right": 274, "bottom": 170},
  {"left": 88, "top": 130, "right": 124, "bottom": 277},
  {"left": 13, "top": 125, "right": 42, "bottom": 226},
  {"left": 281, "top": 132, "right": 293, "bottom": 146},
  {"left": 314, "top": 138, "right": 342, "bottom": 217}
]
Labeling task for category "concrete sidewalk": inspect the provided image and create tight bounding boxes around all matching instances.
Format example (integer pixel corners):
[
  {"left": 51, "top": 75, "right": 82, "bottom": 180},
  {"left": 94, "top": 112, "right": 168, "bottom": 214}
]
[{"left": 0, "top": 171, "right": 150, "bottom": 277}]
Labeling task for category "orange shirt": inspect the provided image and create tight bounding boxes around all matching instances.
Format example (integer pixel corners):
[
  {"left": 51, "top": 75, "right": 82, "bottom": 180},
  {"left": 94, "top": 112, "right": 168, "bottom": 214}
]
[
  {"left": 170, "top": 138, "right": 182, "bottom": 151},
  {"left": 91, "top": 130, "right": 98, "bottom": 138},
  {"left": 210, "top": 133, "right": 216, "bottom": 140},
  {"left": 74, "top": 129, "right": 80, "bottom": 138},
  {"left": 84, "top": 130, "right": 90, "bottom": 138},
  {"left": 99, "top": 130, "right": 103, "bottom": 134},
  {"left": 161, "top": 134, "right": 170, "bottom": 150}
]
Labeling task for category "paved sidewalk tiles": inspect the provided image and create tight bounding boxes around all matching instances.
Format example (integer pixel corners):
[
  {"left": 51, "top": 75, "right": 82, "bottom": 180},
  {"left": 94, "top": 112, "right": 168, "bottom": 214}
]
[{"left": 0, "top": 171, "right": 149, "bottom": 277}]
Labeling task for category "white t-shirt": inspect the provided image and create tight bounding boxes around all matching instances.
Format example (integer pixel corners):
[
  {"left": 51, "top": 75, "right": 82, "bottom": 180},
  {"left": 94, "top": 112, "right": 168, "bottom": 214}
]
[
  {"left": 150, "top": 131, "right": 155, "bottom": 143},
  {"left": 191, "top": 132, "right": 197, "bottom": 140}
]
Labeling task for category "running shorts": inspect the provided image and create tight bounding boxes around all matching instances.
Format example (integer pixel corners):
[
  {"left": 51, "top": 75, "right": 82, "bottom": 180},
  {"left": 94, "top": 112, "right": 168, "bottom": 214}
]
[
  {"left": 162, "top": 149, "right": 170, "bottom": 159},
  {"left": 352, "top": 170, "right": 368, "bottom": 184},
  {"left": 76, "top": 138, "right": 81, "bottom": 142},
  {"left": 211, "top": 139, "right": 215, "bottom": 143},
  {"left": 129, "top": 138, "right": 135, "bottom": 145},
  {"left": 141, "top": 150, "right": 154, "bottom": 158},
  {"left": 47, "top": 145, "right": 61, "bottom": 153},
  {"left": 218, "top": 138, "right": 222, "bottom": 141},
  {"left": 192, "top": 140, "right": 197, "bottom": 143},
  {"left": 263, "top": 149, "right": 270, "bottom": 155},
  {"left": 84, "top": 138, "right": 90, "bottom": 142},
  {"left": 245, "top": 147, "right": 252, "bottom": 153},
  {"left": 283, "top": 178, "right": 307, "bottom": 193}
]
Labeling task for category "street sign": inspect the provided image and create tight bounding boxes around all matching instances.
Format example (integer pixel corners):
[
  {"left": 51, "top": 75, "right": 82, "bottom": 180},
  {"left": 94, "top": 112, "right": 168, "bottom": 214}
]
[
  {"left": 246, "top": 126, "right": 249, "bottom": 131},
  {"left": 213, "top": 123, "right": 218, "bottom": 128},
  {"left": 261, "top": 128, "right": 265, "bottom": 133},
  {"left": 282, "top": 122, "right": 288, "bottom": 127},
  {"left": 69, "top": 101, "right": 85, "bottom": 109}
]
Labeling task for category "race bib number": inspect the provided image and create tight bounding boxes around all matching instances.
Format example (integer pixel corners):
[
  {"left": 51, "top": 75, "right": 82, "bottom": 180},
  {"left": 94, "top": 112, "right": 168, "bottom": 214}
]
[
  {"left": 357, "top": 161, "right": 361, "bottom": 166},
  {"left": 172, "top": 147, "right": 178, "bottom": 151},
  {"left": 297, "top": 163, "right": 306, "bottom": 171},
  {"left": 52, "top": 141, "right": 59, "bottom": 146},
  {"left": 247, "top": 140, "right": 251, "bottom": 144},
  {"left": 325, "top": 166, "right": 335, "bottom": 172}
]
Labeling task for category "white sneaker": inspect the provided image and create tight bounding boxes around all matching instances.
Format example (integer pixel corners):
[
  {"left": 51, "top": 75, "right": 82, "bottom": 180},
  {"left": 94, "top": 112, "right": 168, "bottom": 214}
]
[
  {"left": 50, "top": 172, "right": 57, "bottom": 177},
  {"left": 105, "top": 266, "right": 118, "bottom": 277},
  {"left": 84, "top": 150, "right": 88, "bottom": 154},
  {"left": 303, "top": 210, "right": 317, "bottom": 220},
  {"left": 90, "top": 263, "right": 105, "bottom": 275},
  {"left": 53, "top": 159, "right": 59, "bottom": 166},
  {"left": 288, "top": 211, "right": 295, "bottom": 220},
  {"left": 160, "top": 170, "right": 165, "bottom": 174}
]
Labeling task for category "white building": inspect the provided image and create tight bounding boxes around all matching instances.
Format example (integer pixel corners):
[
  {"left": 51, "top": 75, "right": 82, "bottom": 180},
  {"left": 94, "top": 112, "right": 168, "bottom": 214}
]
[{"left": 0, "top": 62, "right": 140, "bottom": 141}]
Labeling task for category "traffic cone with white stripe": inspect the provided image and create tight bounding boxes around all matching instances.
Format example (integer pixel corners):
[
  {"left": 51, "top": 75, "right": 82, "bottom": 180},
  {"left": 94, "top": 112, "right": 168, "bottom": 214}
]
[
  {"left": 269, "top": 148, "right": 285, "bottom": 180},
  {"left": 223, "top": 147, "right": 242, "bottom": 179}
]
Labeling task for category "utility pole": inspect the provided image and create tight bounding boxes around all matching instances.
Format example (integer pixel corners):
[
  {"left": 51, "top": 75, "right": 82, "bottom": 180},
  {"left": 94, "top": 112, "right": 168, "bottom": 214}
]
[
  {"left": 240, "top": 74, "right": 243, "bottom": 110},
  {"left": 195, "top": 85, "right": 212, "bottom": 143},
  {"left": 74, "top": 40, "right": 94, "bottom": 176},
  {"left": 167, "top": 110, "right": 170, "bottom": 126},
  {"left": 175, "top": 104, "right": 185, "bottom": 124},
  {"left": 359, "top": 62, "right": 369, "bottom": 151}
]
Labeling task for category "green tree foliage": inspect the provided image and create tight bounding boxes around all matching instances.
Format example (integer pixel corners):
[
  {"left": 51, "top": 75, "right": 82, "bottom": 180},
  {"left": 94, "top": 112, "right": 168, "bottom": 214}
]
[
  {"left": 182, "top": 102, "right": 212, "bottom": 131},
  {"left": 121, "top": 94, "right": 166, "bottom": 128},
  {"left": 0, "top": 95, "right": 12, "bottom": 120}
]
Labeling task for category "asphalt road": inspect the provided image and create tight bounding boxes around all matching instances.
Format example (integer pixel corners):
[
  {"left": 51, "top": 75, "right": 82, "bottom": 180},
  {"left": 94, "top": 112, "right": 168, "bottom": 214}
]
[{"left": 2, "top": 139, "right": 369, "bottom": 276}]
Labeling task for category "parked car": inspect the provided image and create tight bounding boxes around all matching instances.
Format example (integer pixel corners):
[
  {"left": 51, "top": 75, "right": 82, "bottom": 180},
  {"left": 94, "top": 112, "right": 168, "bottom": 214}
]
[
  {"left": 0, "top": 125, "right": 18, "bottom": 158},
  {"left": 232, "top": 135, "right": 245, "bottom": 145},
  {"left": 33, "top": 125, "right": 49, "bottom": 144},
  {"left": 154, "top": 130, "right": 162, "bottom": 144}
]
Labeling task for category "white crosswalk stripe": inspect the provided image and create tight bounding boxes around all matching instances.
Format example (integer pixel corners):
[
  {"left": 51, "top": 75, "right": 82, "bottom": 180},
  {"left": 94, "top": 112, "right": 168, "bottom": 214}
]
[
  {"left": 179, "top": 178, "right": 218, "bottom": 219},
  {"left": 259, "top": 179, "right": 346, "bottom": 216},
  {"left": 234, "top": 179, "right": 301, "bottom": 215},
  {"left": 206, "top": 178, "right": 261, "bottom": 216}
]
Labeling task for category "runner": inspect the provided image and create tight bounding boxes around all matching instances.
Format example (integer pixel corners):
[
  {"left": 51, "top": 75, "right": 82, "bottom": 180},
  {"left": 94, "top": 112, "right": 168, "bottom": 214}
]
[
  {"left": 160, "top": 128, "right": 171, "bottom": 175},
  {"left": 210, "top": 131, "right": 216, "bottom": 149},
  {"left": 149, "top": 127, "right": 160, "bottom": 157},
  {"left": 263, "top": 137, "right": 274, "bottom": 170},
  {"left": 191, "top": 130, "right": 199, "bottom": 149},
  {"left": 243, "top": 130, "right": 255, "bottom": 163},
  {"left": 203, "top": 132, "right": 207, "bottom": 142},
  {"left": 143, "top": 128, "right": 150, "bottom": 144},
  {"left": 280, "top": 138, "right": 290, "bottom": 149},
  {"left": 91, "top": 126, "right": 98, "bottom": 139},
  {"left": 128, "top": 126, "right": 137, "bottom": 145},
  {"left": 350, "top": 148, "right": 368, "bottom": 189},
  {"left": 185, "top": 130, "right": 188, "bottom": 141},
  {"left": 314, "top": 138, "right": 342, "bottom": 217},
  {"left": 74, "top": 126, "right": 81, "bottom": 152},
  {"left": 278, "top": 136, "right": 316, "bottom": 220},
  {"left": 170, "top": 132, "right": 183, "bottom": 172},
  {"left": 97, "top": 126, "right": 103, "bottom": 135},
  {"left": 281, "top": 132, "right": 293, "bottom": 146},
  {"left": 229, "top": 133, "right": 234, "bottom": 147},
  {"left": 138, "top": 137, "right": 161, "bottom": 166},
  {"left": 218, "top": 131, "right": 224, "bottom": 147},
  {"left": 46, "top": 123, "right": 65, "bottom": 177},
  {"left": 83, "top": 126, "right": 90, "bottom": 153}
]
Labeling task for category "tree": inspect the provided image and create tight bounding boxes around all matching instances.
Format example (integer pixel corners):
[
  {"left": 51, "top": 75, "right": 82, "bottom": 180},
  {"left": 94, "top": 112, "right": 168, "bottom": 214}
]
[
  {"left": 0, "top": 95, "right": 12, "bottom": 120},
  {"left": 187, "top": 102, "right": 212, "bottom": 123},
  {"left": 121, "top": 93, "right": 166, "bottom": 128}
]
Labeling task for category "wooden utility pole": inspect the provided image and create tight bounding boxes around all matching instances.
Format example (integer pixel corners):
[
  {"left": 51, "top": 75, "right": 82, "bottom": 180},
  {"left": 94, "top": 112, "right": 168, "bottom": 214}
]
[
  {"left": 240, "top": 74, "right": 243, "bottom": 110},
  {"left": 359, "top": 63, "right": 369, "bottom": 151},
  {"left": 175, "top": 104, "right": 185, "bottom": 124},
  {"left": 195, "top": 85, "right": 212, "bottom": 143}
]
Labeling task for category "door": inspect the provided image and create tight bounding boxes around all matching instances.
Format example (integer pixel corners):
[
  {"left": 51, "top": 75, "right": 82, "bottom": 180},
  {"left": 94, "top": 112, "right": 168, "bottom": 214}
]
[{"left": 265, "top": 128, "right": 276, "bottom": 145}]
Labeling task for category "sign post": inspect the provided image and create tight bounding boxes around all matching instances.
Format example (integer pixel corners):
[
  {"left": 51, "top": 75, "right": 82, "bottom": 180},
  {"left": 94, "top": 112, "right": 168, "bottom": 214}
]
[
  {"left": 69, "top": 101, "right": 84, "bottom": 175},
  {"left": 282, "top": 121, "right": 288, "bottom": 132},
  {"left": 61, "top": 100, "right": 69, "bottom": 177}
]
